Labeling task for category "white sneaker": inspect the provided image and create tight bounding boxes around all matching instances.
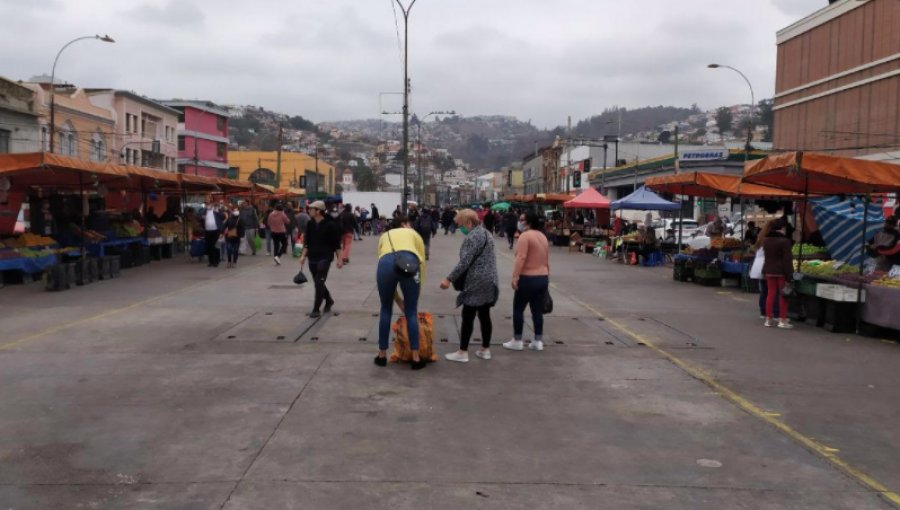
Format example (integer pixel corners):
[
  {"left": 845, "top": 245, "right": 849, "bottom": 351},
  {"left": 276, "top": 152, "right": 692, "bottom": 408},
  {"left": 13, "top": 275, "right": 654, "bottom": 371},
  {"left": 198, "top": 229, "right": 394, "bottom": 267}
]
[
  {"left": 444, "top": 351, "right": 469, "bottom": 363},
  {"left": 475, "top": 349, "right": 491, "bottom": 360},
  {"left": 764, "top": 319, "right": 773, "bottom": 327},
  {"left": 274, "top": 256, "right": 281, "bottom": 265},
  {"left": 502, "top": 339, "right": 524, "bottom": 351},
  {"left": 778, "top": 320, "right": 794, "bottom": 329},
  {"left": 529, "top": 340, "right": 545, "bottom": 351}
]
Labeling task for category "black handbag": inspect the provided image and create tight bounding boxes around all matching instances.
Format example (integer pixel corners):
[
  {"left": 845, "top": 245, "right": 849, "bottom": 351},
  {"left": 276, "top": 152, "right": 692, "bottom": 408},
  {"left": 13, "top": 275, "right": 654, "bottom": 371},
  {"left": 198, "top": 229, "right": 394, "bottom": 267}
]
[
  {"left": 452, "top": 237, "right": 489, "bottom": 291},
  {"left": 293, "top": 270, "right": 308, "bottom": 285},
  {"left": 543, "top": 290, "right": 553, "bottom": 314},
  {"left": 387, "top": 230, "right": 420, "bottom": 277}
]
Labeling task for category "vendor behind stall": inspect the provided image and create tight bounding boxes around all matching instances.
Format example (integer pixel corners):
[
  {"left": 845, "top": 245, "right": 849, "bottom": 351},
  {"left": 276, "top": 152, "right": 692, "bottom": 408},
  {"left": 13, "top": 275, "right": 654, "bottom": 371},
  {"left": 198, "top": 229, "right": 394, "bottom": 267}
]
[{"left": 868, "top": 215, "right": 899, "bottom": 272}]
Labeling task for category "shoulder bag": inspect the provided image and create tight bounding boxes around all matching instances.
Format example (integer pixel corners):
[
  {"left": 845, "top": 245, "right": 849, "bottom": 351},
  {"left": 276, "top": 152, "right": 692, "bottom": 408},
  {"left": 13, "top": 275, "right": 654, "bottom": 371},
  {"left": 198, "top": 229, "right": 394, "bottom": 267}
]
[
  {"left": 387, "top": 230, "right": 420, "bottom": 277},
  {"left": 451, "top": 235, "right": 489, "bottom": 291}
]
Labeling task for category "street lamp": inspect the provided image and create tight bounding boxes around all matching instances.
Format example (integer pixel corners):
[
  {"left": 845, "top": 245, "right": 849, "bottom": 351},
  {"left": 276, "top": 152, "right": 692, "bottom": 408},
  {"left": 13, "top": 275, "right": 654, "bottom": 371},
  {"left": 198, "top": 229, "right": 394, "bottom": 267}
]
[
  {"left": 416, "top": 110, "right": 455, "bottom": 205},
  {"left": 49, "top": 34, "right": 115, "bottom": 153},
  {"left": 707, "top": 63, "right": 755, "bottom": 160},
  {"left": 395, "top": 0, "right": 417, "bottom": 215}
]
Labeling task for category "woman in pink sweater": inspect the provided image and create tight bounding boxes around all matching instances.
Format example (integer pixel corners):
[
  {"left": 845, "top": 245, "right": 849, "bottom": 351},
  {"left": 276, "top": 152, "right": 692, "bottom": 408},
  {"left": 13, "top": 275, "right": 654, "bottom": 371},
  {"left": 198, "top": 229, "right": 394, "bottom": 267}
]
[{"left": 503, "top": 212, "right": 550, "bottom": 352}]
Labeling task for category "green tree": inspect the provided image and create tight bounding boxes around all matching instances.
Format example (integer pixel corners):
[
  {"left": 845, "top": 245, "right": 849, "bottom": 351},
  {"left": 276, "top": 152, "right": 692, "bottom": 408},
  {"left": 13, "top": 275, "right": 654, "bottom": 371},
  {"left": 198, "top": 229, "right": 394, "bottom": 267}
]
[
  {"left": 357, "top": 168, "right": 377, "bottom": 191},
  {"left": 657, "top": 130, "right": 672, "bottom": 144},
  {"left": 715, "top": 107, "right": 733, "bottom": 135}
]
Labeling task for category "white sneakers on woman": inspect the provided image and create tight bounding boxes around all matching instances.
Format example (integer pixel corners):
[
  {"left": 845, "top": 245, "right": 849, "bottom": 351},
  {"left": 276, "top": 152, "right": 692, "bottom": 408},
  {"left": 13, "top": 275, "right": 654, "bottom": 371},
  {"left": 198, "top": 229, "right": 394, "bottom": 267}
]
[
  {"left": 445, "top": 349, "right": 492, "bottom": 363},
  {"left": 502, "top": 339, "right": 544, "bottom": 351}
]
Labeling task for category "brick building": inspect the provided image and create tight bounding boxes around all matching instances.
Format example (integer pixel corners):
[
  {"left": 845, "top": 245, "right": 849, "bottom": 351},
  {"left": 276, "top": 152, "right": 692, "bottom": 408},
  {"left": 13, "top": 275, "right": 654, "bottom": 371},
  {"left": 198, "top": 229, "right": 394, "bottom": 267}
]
[{"left": 773, "top": 0, "right": 899, "bottom": 161}]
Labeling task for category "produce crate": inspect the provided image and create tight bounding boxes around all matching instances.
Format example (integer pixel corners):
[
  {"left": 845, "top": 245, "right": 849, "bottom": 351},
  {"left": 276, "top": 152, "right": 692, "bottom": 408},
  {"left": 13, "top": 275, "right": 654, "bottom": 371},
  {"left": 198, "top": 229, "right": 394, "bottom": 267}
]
[
  {"left": 136, "top": 245, "right": 151, "bottom": 266},
  {"left": 673, "top": 264, "right": 693, "bottom": 282},
  {"left": 74, "top": 258, "right": 98, "bottom": 286},
  {"left": 796, "top": 279, "right": 818, "bottom": 296},
  {"left": 694, "top": 276, "right": 722, "bottom": 287},
  {"left": 693, "top": 267, "right": 721, "bottom": 280},
  {"left": 108, "top": 257, "right": 121, "bottom": 278},
  {"left": 800, "top": 294, "right": 825, "bottom": 327},
  {"left": 1, "top": 270, "right": 25, "bottom": 285},
  {"left": 45, "top": 263, "right": 75, "bottom": 291},
  {"left": 822, "top": 300, "right": 857, "bottom": 333},
  {"left": 816, "top": 284, "right": 866, "bottom": 303}
]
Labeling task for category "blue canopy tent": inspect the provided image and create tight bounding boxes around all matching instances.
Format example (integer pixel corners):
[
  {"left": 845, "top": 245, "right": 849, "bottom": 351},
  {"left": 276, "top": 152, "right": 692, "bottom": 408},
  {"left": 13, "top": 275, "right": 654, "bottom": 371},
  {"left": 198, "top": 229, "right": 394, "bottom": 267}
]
[
  {"left": 811, "top": 196, "right": 883, "bottom": 267},
  {"left": 610, "top": 186, "right": 680, "bottom": 211}
]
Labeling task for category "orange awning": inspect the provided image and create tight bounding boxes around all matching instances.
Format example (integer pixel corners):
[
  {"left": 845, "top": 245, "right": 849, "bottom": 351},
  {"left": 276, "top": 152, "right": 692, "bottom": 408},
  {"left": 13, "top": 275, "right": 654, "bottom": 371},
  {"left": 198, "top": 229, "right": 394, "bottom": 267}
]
[
  {"left": 646, "top": 171, "right": 802, "bottom": 199},
  {"left": 0, "top": 152, "right": 130, "bottom": 189},
  {"left": 743, "top": 152, "right": 900, "bottom": 194}
]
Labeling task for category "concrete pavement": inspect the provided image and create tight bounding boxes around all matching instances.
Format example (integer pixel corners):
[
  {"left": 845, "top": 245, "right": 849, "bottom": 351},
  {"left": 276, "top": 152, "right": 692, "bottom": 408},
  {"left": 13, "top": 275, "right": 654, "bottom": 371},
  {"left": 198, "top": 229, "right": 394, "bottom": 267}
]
[{"left": 0, "top": 231, "right": 898, "bottom": 509}]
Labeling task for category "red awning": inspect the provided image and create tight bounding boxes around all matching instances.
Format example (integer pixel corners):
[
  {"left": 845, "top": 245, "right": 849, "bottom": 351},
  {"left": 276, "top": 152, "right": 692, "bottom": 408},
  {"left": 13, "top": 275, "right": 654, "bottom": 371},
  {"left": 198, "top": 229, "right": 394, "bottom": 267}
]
[{"left": 563, "top": 187, "right": 611, "bottom": 209}]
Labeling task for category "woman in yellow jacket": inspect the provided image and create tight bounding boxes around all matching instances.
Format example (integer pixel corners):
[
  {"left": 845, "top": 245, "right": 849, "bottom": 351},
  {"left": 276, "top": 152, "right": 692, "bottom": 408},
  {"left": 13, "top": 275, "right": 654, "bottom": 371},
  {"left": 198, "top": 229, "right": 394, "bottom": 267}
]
[{"left": 375, "top": 215, "right": 427, "bottom": 370}]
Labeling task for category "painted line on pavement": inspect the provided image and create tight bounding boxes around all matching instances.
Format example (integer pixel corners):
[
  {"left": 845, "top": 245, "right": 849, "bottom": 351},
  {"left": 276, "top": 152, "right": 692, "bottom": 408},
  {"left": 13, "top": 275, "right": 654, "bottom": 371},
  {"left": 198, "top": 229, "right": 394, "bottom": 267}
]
[
  {"left": 499, "top": 248, "right": 899, "bottom": 507},
  {"left": 0, "top": 262, "right": 268, "bottom": 352},
  {"left": 560, "top": 286, "right": 900, "bottom": 508}
]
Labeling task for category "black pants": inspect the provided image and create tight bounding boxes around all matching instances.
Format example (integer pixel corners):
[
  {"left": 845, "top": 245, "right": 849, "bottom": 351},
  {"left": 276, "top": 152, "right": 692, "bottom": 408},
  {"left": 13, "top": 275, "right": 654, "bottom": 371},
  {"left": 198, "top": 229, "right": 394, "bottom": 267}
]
[
  {"left": 460, "top": 304, "right": 492, "bottom": 351},
  {"left": 309, "top": 258, "right": 333, "bottom": 311},
  {"left": 204, "top": 230, "right": 220, "bottom": 266},
  {"left": 506, "top": 229, "right": 516, "bottom": 249},
  {"left": 272, "top": 233, "right": 288, "bottom": 258}
]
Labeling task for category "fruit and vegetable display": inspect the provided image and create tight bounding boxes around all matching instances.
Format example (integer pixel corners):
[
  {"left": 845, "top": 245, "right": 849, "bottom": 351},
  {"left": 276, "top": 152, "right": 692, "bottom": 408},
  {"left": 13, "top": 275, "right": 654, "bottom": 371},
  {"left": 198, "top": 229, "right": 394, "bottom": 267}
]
[
  {"left": 2, "top": 233, "right": 56, "bottom": 248},
  {"left": 711, "top": 238, "right": 742, "bottom": 250},
  {"left": 155, "top": 221, "right": 182, "bottom": 239},
  {"left": 69, "top": 225, "right": 106, "bottom": 242},
  {"left": 872, "top": 275, "right": 900, "bottom": 288},
  {"left": 793, "top": 243, "right": 829, "bottom": 259},
  {"left": 799, "top": 260, "right": 858, "bottom": 277}
]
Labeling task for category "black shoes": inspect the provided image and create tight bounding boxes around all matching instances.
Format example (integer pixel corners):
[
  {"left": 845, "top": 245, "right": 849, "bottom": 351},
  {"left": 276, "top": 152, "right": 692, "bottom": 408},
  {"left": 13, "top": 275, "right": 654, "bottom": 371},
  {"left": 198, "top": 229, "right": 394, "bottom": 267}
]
[
  {"left": 309, "top": 310, "right": 321, "bottom": 319},
  {"left": 323, "top": 299, "right": 335, "bottom": 314},
  {"left": 373, "top": 356, "right": 387, "bottom": 367},
  {"left": 410, "top": 359, "right": 427, "bottom": 371}
]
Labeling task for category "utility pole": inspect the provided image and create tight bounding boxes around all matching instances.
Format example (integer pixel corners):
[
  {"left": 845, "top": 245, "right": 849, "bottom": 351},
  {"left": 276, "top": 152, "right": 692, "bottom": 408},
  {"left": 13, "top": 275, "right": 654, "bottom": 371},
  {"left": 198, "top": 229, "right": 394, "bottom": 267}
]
[
  {"left": 565, "top": 116, "right": 571, "bottom": 195},
  {"left": 314, "top": 142, "right": 319, "bottom": 196},
  {"left": 396, "top": 0, "right": 417, "bottom": 215},
  {"left": 276, "top": 123, "right": 283, "bottom": 188},
  {"left": 673, "top": 124, "right": 679, "bottom": 174}
]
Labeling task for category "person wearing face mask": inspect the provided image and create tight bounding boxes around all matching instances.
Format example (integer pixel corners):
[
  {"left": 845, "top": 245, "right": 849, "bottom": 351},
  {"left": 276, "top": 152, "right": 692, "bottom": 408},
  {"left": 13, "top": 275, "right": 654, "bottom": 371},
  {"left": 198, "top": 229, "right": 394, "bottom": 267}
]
[
  {"left": 222, "top": 209, "right": 245, "bottom": 268},
  {"left": 440, "top": 209, "right": 499, "bottom": 363},
  {"left": 299, "top": 201, "right": 344, "bottom": 318}
]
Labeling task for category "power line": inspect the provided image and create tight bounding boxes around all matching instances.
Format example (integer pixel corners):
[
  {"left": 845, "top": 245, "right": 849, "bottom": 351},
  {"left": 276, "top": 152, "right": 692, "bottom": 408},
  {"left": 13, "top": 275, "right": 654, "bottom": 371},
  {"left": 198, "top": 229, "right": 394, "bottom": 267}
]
[{"left": 389, "top": 0, "right": 404, "bottom": 67}]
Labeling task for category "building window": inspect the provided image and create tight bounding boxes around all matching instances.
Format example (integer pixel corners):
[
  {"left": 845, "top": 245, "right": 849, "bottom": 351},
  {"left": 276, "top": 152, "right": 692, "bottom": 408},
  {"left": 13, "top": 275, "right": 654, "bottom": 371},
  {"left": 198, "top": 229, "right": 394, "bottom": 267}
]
[
  {"left": 216, "top": 117, "right": 225, "bottom": 132},
  {"left": 0, "top": 129, "right": 9, "bottom": 153},
  {"left": 41, "top": 126, "right": 48, "bottom": 151},
  {"left": 176, "top": 108, "right": 184, "bottom": 123},
  {"left": 216, "top": 142, "right": 226, "bottom": 158},
  {"left": 178, "top": 136, "right": 185, "bottom": 151},
  {"left": 125, "top": 114, "right": 131, "bottom": 133}
]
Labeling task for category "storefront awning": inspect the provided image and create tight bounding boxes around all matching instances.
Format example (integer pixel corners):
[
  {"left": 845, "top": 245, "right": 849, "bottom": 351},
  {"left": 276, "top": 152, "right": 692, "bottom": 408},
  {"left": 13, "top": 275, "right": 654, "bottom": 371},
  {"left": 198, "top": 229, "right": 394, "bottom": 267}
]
[
  {"left": 646, "top": 171, "right": 802, "bottom": 199},
  {"left": 743, "top": 152, "right": 900, "bottom": 195}
]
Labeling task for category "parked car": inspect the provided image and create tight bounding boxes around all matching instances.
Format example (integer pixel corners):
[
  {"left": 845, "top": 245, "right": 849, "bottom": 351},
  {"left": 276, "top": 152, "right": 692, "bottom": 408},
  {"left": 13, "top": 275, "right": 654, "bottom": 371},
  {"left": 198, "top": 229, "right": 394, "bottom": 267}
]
[{"left": 653, "top": 219, "right": 700, "bottom": 240}]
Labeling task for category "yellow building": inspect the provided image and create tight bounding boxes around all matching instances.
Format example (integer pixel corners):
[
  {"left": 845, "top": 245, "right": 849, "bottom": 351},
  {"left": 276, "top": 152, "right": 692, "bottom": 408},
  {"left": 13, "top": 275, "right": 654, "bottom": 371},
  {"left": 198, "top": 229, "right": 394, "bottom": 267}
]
[{"left": 227, "top": 151, "right": 335, "bottom": 195}]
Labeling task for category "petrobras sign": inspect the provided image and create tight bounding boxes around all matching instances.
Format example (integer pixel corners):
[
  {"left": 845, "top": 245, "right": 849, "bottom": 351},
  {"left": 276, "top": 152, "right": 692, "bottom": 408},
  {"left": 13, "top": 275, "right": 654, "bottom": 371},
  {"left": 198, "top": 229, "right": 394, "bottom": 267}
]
[{"left": 680, "top": 149, "right": 729, "bottom": 162}]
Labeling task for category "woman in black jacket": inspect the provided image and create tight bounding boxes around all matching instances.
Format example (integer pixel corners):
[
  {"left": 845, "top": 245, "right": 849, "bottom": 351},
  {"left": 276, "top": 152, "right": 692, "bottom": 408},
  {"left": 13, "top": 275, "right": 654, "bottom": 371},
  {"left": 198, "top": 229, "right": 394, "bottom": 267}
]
[
  {"left": 761, "top": 218, "right": 794, "bottom": 329},
  {"left": 222, "top": 208, "right": 245, "bottom": 268}
]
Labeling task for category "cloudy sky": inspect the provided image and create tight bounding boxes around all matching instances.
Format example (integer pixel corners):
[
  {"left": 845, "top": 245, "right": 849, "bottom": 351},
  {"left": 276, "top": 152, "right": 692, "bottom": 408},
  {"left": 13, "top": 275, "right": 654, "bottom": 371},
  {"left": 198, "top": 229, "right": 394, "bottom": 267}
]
[{"left": 0, "top": 0, "right": 827, "bottom": 128}]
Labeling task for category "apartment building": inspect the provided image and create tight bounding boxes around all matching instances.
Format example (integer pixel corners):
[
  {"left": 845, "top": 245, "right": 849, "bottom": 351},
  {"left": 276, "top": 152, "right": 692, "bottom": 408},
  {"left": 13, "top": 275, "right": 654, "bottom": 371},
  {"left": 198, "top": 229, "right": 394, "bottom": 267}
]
[
  {"left": 87, "top": 89, "right": 178, "bottom": 170},
  {"left": 160, "top": 100, "right": 230, "bottom": 177}
]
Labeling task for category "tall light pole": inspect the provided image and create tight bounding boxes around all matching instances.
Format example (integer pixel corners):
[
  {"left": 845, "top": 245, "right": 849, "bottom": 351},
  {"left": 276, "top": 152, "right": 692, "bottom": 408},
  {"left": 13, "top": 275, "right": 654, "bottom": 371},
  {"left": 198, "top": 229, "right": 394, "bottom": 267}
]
[
  {"left": 416, "top": 110, "right": 454, "bottom": 206},
  {"left": 707, "top": 64, "right": 755, "bottom": 161},
  {"left": 49, "top": 34, "right": 115, "bottom": 153},
  {"left": 709, "top": 63, "right": 755, "bottom": 239},
  {"left": 395, "top": 0, "right": 417, "bottom": 215}
]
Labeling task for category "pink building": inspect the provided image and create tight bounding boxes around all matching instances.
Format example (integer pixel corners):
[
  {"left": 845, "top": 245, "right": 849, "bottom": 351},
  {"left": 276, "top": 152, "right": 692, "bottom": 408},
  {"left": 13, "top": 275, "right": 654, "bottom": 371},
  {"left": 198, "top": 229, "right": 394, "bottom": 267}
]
[{"left": 159, "top": 100, "right": 230, "bottom": 177}]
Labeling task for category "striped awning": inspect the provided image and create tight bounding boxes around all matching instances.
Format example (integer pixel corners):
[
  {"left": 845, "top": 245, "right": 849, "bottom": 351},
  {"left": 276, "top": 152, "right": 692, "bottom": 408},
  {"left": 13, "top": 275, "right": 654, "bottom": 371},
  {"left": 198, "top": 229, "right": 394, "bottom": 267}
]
[{"left": 811, "top": 196, "right": 884, "bottom": 267}]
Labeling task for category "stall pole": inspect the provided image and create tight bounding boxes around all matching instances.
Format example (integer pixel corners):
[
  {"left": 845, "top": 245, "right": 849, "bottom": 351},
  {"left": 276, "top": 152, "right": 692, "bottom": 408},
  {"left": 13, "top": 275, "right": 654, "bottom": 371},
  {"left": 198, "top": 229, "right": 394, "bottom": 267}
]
[
  {"left": 855, "top": 194, "right": 870, "bottom": 334},
  {"left": 677, "top": 185, "right": 684, "bottom": 253},
  {"left": 142, "top": 188, "right": 149, "bottom": 240},
  {"left": 79, "top": 172, "right": 85, "bottom": 261},
  {"left": 795, "top": 175, "right": 809, "bottom": 273},
  {"left": 181, "top": 187, "right": 188, "bottom": 256}
]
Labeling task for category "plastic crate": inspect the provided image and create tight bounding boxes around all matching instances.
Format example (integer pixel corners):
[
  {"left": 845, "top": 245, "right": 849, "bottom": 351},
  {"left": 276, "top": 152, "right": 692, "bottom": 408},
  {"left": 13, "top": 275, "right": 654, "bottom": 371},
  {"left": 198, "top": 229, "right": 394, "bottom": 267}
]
[
  {"left": 693, "top": 268, "right": 722, "bottom": 280},
  {"left": 694, "top": 276, "right": 722, "bottom": 287},
  {"left": 796, "top": 279, "right": 818, "bottom": 296}
]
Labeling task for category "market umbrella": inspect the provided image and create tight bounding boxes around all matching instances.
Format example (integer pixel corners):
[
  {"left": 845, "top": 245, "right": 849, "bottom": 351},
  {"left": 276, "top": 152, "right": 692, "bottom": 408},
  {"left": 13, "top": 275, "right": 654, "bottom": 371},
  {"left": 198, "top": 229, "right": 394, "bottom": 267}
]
[
  {"left": 610, "top": 186, "right": 679, "bottom": 211},
  {"left": 563, "top": 187, "right": 610, "bottom": 209},
  {"left": 491, "top": 202, "right": 511, "bottom": 211}
]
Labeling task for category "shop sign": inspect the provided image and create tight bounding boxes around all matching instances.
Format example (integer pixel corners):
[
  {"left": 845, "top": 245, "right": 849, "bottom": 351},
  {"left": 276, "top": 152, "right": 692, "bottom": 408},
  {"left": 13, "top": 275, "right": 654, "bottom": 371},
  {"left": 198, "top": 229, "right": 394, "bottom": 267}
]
[{"left": 680, "top": 149, "right": 729, "bottom": 162}]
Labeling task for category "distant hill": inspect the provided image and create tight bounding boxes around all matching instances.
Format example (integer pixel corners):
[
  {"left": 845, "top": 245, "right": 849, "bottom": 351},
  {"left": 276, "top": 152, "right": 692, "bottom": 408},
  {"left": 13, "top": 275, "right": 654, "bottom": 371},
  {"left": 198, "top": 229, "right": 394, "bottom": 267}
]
[{"left": 572, "top": 105, "right": 702, "bottom": 139}]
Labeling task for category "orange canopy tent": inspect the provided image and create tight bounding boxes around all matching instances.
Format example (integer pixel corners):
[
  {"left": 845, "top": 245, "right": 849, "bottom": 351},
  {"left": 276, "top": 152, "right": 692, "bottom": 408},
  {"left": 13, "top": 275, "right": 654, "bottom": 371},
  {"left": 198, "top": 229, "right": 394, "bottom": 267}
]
[
  {"left": 645, "top": 171, "right": 803, "bottom": 199},
  {"left": 743, "top": 152, "right": 900, "bottom": 195},
  {"left": 563, "top": 187, "right": 611, "bottom": 209},
  {"left": 0, "top": 152, "right": 130, "bottom": 189}
]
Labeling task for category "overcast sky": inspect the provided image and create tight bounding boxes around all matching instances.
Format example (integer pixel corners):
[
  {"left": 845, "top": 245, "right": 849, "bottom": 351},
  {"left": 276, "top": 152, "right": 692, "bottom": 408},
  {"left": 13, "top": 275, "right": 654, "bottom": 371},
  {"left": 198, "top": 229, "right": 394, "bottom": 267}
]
[{"left": 0, "top": 0, "right": 827, "bottom": 128}]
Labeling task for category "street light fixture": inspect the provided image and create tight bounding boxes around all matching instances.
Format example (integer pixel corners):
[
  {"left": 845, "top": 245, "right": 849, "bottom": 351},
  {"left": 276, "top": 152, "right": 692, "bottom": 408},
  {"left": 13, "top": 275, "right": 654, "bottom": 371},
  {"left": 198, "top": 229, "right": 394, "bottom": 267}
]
[
  {"left": 49, "top": 34, "right": 115, "bottom": 153},
  {"left": 707, "top": 63, "right": 755, "bottom": 160},
  {"left": 395, "top": 0, "right": 417, "bottom": 215}
]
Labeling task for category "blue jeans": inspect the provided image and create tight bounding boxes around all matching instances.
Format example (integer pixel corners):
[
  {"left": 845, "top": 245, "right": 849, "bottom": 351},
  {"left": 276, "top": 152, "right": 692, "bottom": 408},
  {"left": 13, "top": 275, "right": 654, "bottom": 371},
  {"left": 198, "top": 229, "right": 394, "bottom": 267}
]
[
  {"left": 758, "top": 279, "right": 780, "bottom": 317},
  {"left": 377, "top": 252, "right": 421, "bottom": 351},
  {"left": 264, "top": 228, "right": 272, "bottom": 254},
  {"left": 513, "top": 275, "right": 549, "bottom": 340}
]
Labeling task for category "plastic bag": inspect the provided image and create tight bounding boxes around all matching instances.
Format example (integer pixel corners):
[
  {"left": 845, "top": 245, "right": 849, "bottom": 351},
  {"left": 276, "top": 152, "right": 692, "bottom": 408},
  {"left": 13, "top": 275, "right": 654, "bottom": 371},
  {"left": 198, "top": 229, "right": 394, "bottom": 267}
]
[
  {"left": 293, "top": 270, "right": 308, "bottom": 285},
  {"left": 252, "top": 234, "right": 263, "bottom": 253},
  {"left": 238, "top": 238, "right": 250, "bottom": 255},
  {"left": 390, "top": 312, "right": 438, "bottom": 363}
]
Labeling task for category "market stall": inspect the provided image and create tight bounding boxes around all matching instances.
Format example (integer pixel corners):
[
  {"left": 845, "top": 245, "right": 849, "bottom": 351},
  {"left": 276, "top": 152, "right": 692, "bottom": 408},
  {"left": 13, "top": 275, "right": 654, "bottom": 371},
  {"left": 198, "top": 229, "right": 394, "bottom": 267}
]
[
  {"left": 562, "top": 187, "right": 611, "bottom": 253},
  {"left": 0, "top": 152, "right": 230, "bottom": 290},
  {"left": 743, "top": 151, "right": 900, "bottom": 334},
  {"left": 609, "top": 186, "right": 679, "bottom": 265},
  {"left": 646, "top": 171, "right": 803, "bottom": 288}
]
